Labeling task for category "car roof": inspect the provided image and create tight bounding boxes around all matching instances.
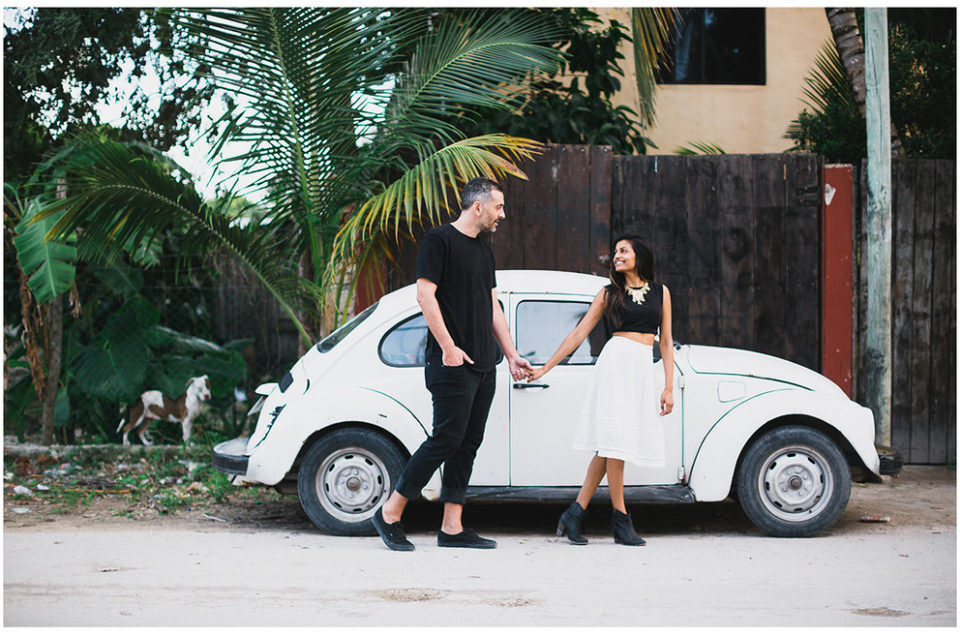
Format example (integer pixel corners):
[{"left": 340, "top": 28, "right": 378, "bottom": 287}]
[{"left": 374, "top": 269, "right": 608, "bottom": 316}]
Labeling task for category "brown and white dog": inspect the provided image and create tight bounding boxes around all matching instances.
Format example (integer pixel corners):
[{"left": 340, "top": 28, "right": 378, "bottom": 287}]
[{"left": 116, "top": 375, "right": 212, "bottom": 446}]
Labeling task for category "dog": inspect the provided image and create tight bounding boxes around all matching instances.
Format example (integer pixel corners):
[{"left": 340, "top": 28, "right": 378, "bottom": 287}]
[{"left": 116, "top": 375, "right": 212, "bottom": 446}]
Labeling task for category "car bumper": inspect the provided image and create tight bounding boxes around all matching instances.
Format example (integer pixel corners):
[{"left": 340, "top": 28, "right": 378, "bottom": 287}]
[
  {"left": 877, "top": 445, "right": 903, "bottom": 476},
  {"left": 212, "top": 437, "right": 250, "bottom": 475}
]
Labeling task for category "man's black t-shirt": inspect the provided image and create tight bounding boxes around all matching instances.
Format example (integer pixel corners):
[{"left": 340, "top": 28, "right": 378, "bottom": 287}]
[{"left": 416, "top": 224, "right": 498, "bottom": 371}]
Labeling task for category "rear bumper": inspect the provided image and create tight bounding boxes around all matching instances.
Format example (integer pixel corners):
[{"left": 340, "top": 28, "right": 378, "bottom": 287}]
[
  {"left": 877, "top": 445, "right": 903, "bottom": 476},
  {"left": 212, "top": 437, "right": 250, "bottom": 475}
]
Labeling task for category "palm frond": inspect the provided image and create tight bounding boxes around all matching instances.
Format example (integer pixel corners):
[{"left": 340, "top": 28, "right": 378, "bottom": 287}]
[
  {"left": 631, "top": 8, "right": 678, "bottom": 128},
  {"left": 674, "top": 141, "right": 727, "bottom": 155},
  {"left": 800, "top": 41, "right": 854, "bottom": 114},
  {"left": 324, "top": 135, "right": 543, "bottom": 317},
  {"left": 33, "top": 139, "right": 314, "bottom": 342},
  {"left": 383, "top": 9, "right": 562, "bottom": 143}
]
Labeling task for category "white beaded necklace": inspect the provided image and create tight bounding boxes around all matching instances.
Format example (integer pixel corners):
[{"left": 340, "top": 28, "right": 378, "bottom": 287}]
[{"left": 626, "top": 281, "right": 650, "bottom": 305}]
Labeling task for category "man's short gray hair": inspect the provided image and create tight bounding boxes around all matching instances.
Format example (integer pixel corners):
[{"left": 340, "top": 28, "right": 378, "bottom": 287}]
[{"left": 460, "top": 177, "right": 503, "bottom": 211}]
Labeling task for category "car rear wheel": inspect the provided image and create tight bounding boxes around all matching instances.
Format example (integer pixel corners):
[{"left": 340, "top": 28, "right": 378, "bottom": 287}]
[
  {"left": 736, "top": 425, "right": 851, "bottom": 537},
  {"left": 297, "top": 428, "right": 405, "bottom": 536}
]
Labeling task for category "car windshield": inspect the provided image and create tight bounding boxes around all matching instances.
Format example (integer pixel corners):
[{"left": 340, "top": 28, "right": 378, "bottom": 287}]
[{"left": 316, "top": 302, "right": 379, "bottom": 353}]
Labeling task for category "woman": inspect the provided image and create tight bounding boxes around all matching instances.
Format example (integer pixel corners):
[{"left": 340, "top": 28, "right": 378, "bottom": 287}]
[{"left": 527, "top": 235, "right": 673, "bottom": 546}]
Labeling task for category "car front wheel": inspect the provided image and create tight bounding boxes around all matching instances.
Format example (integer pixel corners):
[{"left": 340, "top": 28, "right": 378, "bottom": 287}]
[
  {"left": 297, "top": 428, "right": 405, "bottom": 536},
  {"left": 736, "top": 425, "right": 851, "bottom": 537}
]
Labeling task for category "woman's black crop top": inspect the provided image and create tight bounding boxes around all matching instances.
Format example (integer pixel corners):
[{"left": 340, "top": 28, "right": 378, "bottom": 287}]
[{"left": 604, "top": 282, "right": 663, "bottom": 335}]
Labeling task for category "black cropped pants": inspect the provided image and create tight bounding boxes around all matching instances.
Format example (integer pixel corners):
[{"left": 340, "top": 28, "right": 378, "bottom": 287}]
[{"left": 394, "top": 359, "right": 496, "bottom": 505}]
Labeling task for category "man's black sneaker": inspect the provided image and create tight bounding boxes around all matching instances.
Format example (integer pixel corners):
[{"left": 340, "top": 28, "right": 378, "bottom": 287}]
[
  {"left": 437, "top": 528, "right": 497, "bottom": 549},
  {"left": 372, "top": 508, "right": 414, "bottom": 551}
]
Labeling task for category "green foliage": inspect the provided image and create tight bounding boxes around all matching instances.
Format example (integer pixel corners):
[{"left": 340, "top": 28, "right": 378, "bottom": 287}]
[
  {"left": 786, "top": 12, "right": 955, "bottom": 161},
  {"left": 888, "top": 20, "right": 956, "bottom": 158},
  {"left": 448, "top": 8, "right": 655, "bottom": 156},
  {"left": 34, "top": 8, "right": 564, "bottom": 340},
  {"left": 3, "top": 8, "right": 214, "bottom": 183},
  {"left": 784, "top": 41, "right": 866, "bottom": 162},
  {"left": 8, "top": 188, "right": 77, "bottom": 304}
]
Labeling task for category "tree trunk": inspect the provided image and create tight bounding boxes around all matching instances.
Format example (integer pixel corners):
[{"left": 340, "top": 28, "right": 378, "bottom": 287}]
[
  {"left": 825, "top": 8, "right": 904, "bottom": 157},
  {"left": 40, "top": 294, "right": 63, "bottom": 445}
]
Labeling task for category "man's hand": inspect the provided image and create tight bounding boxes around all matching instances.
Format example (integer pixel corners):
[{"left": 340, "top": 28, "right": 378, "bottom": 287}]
[
  {"left": 508, "top": 355, "right": 534, "bottom": 381},
  {"left": 442, "top": 346, "right": 474, "bottom": 367}
]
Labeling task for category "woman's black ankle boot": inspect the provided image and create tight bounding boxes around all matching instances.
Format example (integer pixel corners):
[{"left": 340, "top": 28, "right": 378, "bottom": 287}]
[
  {"left": 612, "top": 509, "right": 646, "bottom": 546},
  {"left": 556, "top": 502, "right": 588, "bottom": 545}
]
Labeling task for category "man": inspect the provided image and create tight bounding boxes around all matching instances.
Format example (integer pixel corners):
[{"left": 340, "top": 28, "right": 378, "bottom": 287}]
[{"left": 372, "top": 177, "right": 533, "bottom": 551}]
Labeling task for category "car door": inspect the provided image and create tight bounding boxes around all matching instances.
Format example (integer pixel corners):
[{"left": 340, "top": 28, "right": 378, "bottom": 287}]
[
  {"left": 509, "top": 293, "right": 683, "bottom": 486},
  {"left": 376, "top": 310, "right": 510, "bottom": 487}
]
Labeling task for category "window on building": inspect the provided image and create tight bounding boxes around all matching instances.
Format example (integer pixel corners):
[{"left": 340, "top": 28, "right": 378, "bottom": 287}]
[{"left": 659, "top": 8, "right": 766, "bottom": 85}]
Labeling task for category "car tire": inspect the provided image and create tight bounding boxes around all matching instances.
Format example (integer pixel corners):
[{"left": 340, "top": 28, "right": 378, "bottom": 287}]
[
  {"left": 297, "top": 427, "right": 405, "bottom": 536},
  {"left": 736, "top": 425, "right": 851, "bottom": 537}
]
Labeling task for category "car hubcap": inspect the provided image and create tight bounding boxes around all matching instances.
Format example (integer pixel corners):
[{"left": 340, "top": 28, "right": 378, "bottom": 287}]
[
  {"left": 758, "top": 445, "right": 834, "bottom": 522},
  {"left": 316, "top": 447, "right": 389, "bottom": 522}
]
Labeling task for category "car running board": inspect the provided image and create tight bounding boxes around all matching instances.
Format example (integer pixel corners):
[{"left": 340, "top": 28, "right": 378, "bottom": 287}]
[{"left": 465, "top": 484, "right": 695, "bottom": 504}]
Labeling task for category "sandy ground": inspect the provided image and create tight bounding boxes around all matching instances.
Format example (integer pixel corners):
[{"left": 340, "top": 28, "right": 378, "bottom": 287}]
[{"left": 4, "top": 465, "right": 956, "bottom": 627}]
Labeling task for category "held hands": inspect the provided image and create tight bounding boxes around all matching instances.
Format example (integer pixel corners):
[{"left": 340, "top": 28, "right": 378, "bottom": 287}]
[
  {"left": 508, "top": 354, "right": 534, "bottom": 382},
  {"left": 660, "top": 388, "right": 674, "bottom": 416},
  {"left": 526, "top": 366, "right": 547, "bottom": 383}
]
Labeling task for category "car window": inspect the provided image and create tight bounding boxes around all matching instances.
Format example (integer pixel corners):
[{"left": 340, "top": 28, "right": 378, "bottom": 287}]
[
  {"left": 380, "top": 313, "right": 429, "bottom": 367},
  {"left": 380, "top": 306, "right": 505, "bottom": 368},
  {"left": 316, "top": 302, "right": 379, "bottom": 353},
  {"left": 516, "top": 300, "right": 606, "bottom": 365}
]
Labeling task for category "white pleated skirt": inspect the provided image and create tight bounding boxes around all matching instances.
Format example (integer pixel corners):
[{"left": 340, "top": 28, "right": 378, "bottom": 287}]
[{"left": 572, "top": 336, "right": 666, "bottom": 467}]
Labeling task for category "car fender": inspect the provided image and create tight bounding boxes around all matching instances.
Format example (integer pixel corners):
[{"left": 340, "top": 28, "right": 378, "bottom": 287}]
[
  {"left": 687, "top": 388, "right": 880, "bottom": 501},
  {"left": 244, "top": 385, "right": 429, "bottom": 486}
]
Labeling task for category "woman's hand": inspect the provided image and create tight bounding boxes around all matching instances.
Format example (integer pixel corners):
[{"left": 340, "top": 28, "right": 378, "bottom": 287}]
[
  {"left": 659, "top": 388, "right": 674, "bottom": 416},
  {"left": 527, "top": 366, "right": 548, "bottom": 382}
]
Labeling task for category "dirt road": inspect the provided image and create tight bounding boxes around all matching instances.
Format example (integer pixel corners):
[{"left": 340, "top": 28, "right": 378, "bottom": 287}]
[{"left": 4, "top": 466, "right": 955, "bottom": 627}]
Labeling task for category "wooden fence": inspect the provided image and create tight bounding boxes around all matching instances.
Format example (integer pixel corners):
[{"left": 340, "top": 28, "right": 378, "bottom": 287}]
[
  {"left": 233, "top": 145, "right": 954, "bottom": 464},
  {"left": 610, "top": 153, "right": 822, "bottom": 371},
  {"left": 859, "top": 159, "right": 956, "bottom": 464}
]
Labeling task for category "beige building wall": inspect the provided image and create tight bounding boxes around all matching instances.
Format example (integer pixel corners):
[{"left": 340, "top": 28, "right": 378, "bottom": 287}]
[{"left": 598, "top": 7, "right": 834, "bottom": 155}]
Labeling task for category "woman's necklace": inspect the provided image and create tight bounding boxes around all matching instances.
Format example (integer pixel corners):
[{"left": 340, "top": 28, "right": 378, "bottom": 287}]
[{"left": 627, "top": 281, "right": 650, "bottom": 305}]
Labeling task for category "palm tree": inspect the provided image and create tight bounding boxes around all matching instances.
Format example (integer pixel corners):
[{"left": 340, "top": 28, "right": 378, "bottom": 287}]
[
  {"left": 825, "top": 8, "right": 904, "bottom": 156},
  {"left": 630, "top": 8, "right": 678, "bottom": 130},
  {"left": 39, "top": 8, "right": 680, "bottom": 346},
  {"left": 39, "top": 8, "right": 562, "bottom": 344}
]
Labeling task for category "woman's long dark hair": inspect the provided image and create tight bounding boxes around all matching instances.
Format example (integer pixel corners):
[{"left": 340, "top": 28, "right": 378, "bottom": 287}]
[{"left": 605, "top": 234, "right": 656, "bottom": 329}]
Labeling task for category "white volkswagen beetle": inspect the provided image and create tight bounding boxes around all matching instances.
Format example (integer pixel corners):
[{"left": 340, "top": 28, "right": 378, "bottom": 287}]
[{"left": 213, "top": 270, "right": 901, "bottom": 538}]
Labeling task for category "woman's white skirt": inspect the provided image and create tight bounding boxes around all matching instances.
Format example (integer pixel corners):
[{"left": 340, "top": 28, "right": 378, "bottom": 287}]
[{"left": 572, "top": 336, "right": 665, "bottom": 467}]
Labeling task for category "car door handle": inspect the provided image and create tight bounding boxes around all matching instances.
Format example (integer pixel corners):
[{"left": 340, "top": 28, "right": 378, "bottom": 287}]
[{"left": 513, "top": 383, "right": 549, "bottom": 389}]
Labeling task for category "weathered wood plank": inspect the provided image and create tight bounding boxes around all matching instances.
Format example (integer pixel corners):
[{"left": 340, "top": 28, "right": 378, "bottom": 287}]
[
  {"left": 520, "top": 145, "right": 560, "bottom": 271},
  {"left": 909, "top": 159, "right": 936, "bottom": 462},
  {"left": 752, "top": 155, "right": 788, "bottom": 360},
  {"left": 651, "top": 156, "right": 688, "bottom": 343},
  {"left": 684, "top": 155, "right": 721, "bottom": 346},
  {"left": 855, "top": 161, "right": 870, "bottom": 407},
  {"left": 850, "top": 163, "right": 862, "bottom": 403},
  {"left": 718, "top": 155, "right": 756, "bottom": 350},
  {"left": 588, "top": 146, "right": 613, "bottom": 277},
  {"left": 941, "top": 161, "right": 958, "bottom": 464},
  {"left": 890, "top": 159, "right": 916, "bottom": 459},
  {"left": 783, "top": 154, "right": 822, "bottom": 370},
  {"left": 928, "top": 159, "right": 956, "bottom": 463},
  {"left": 556, "top": 145, "right": 591, "bottom": 273}
]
